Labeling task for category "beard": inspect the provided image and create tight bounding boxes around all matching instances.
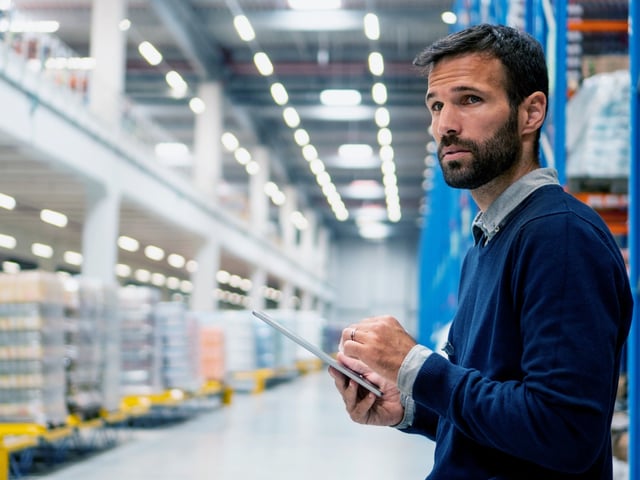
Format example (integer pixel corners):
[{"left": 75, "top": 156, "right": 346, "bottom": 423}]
[{"left": 437, "top": 110, "right": 522, "bottom": 190}]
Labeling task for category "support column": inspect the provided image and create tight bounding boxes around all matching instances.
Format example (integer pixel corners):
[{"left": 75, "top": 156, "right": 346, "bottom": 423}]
[
  {"left": 190, "top": 238, "right": 220, "bottom": 312},
  {"left": 250, "top": 146, "right": 270, "bottom": 236},
  {"left": 301, "top": 209, "right": 317, "bottom": 269},
  {"left": 193, "top": 82, "right": 224, "bottom": 200},
  {"left": 300, "top": 290, "right": 315, "bottom": 311},
  {"left": 82, "top": 183, "right": 120, "bottom": 283},
  {"left": 279, "top": 186, "right": 297, "bottom": 251},
  {"left": 316, "top": 226, "right": 330, "bottom": 279},
  {"left": 280, "top": 280, "right": 295, "bottom": 310},
  {"left": 250, "top": 267, "right": 267, "bottom": 310},
  {"left": 88, "top": 0, "right": 127, "bottom": 129}
]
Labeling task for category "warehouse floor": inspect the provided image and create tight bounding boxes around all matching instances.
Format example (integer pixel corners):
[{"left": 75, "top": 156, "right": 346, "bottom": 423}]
[{"left": 31, "top": 371, "right": 435, "bottom": 479}]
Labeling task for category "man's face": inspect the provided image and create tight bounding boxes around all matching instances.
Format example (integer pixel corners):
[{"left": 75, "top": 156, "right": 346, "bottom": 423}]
[{"left": 425, "top": 54, "right": 522, "bottom": 190}]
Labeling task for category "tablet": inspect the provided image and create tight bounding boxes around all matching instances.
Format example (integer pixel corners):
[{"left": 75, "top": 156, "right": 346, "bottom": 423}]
[{"left": 251, "top": 310, "right": 383, "bottom": 397}]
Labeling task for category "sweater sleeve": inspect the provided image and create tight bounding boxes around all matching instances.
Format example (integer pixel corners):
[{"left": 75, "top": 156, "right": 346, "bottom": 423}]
[{"left": 412, "top": 211, "right": 632, "bottom": 473}]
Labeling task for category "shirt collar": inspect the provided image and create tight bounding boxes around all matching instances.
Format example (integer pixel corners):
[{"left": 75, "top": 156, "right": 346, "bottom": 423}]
[{"left": 472, "top": 168, "right": 559, "bottom": 244}]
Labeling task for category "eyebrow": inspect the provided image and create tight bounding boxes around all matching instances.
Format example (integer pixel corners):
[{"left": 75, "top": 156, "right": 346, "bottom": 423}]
[{"left": 426, "top": 85, "right": 485, "bottom": 101}]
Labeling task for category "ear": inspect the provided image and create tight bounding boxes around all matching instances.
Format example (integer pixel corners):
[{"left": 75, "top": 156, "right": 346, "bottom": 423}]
[{"left": 519, "top": 91, "right": 547, "bottom": 134}]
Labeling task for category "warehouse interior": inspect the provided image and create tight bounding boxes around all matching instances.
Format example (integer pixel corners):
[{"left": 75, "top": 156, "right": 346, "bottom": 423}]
[{"left": 0, "top": 0, "right": 637, "bottom": 479}]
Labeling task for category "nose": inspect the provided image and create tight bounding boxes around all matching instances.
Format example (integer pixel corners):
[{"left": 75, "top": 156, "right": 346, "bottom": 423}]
[{"left": 433, "top": 105, "right": 460, "bottom": 138}]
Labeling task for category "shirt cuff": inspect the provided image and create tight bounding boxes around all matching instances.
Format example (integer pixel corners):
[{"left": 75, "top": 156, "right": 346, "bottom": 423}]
[
  {"left": 393, "top": 392, "right": 415, "bottom": 429},
  {"left": 397, "top": 344, "right": 433, "bottom": 397},
  {"left": 392, "top": 344, "right": 432, "bottom": 430}
]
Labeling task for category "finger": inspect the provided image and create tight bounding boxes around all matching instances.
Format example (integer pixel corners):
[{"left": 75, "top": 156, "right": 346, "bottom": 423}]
[
  {"left": 347, "top": 382, "right": 377, "bottom": 423},
  {"left": 336, "top": 351, "right": 369, "bottom": 373}
]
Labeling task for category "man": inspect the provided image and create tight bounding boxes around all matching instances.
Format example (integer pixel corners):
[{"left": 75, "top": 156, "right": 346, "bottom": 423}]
[{"left": 329, "top": 24, "right": 632, "bottom": 479}]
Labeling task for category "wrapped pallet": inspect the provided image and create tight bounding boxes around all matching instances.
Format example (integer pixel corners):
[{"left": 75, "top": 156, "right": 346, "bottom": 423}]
[{"left": 0, "top": 271, "right": 68, "bottom": 426}]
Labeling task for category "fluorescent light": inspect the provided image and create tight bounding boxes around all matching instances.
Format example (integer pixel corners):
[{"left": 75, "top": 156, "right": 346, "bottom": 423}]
[
  {"left": 119, "top": 19, "right": 131, "bottom": 31},
  {"left": 189, "top": 97, "right": 206, "bottom": 114},
  {"left": 138, "top": 41, "right": 163, "bottom": 66},
  {"left": 64, "top": 251, "right": 83, "bottom": 266},
  {"left": 294, "top": 129, "right": 310, "bottom": 146},
  {"left": 233, "top": 15, "right": 255, "bottom": 41},
  {"left": 371, "top": 82, "right": 387, "bottom": 104},
  {"left": 221, "top": 132, "right": 239, "bottom": 151},
  {"left": 166, "top": 276, "right": 181, "bottom": 290},
  {"left": 377, "top": 128, "right": 392, "bottom": 146},
  {"left": 368, "top": 52, "right": 384, "bottom": 76},
  {"left": 155, "top": 142, "right": 189, "bottom": 158},
  {"left": 246, "top": 161, "right": 260, "bottom": 175},
  {"left": 234, "top": 147, "right": 251, "bottom": 165},
  {"left": 0, "top": 233, "right": 16, "bottom": 249},
  {"left": 375, "top": 107, "right": 390, "bottom": 127},
  {"left": 150, "top": 273, "right": 166, "bottom": 287},
  {"left": 359, "top": 222, "right": 390, "bottom": 239},
  {"left": 166, "top": 70, "right": 188, "bottom": 96},
  {"left": 290, "top": 211, "right": 309, "bottom": 230},
  {"left": 216, "top": 270, "right": 230, "bottom": 284},
  {"left": 310, "top": 159, "right": 325, "bottom": 174},
  {"left": 180, "top": 280, "right": 193, "bottom": 293},
  {"left": 186, "top": 260, "right": 198, "bottom": 273},
  {"left": 270, "top": 83, "right": 288, "bottom": 105},
  {"left": 144, "top": 245, "right": 165, "bottom": 261},
  {"left": 283, "top": 107, "right": 300, "bottom": 128},
  {"left": 32, "top": 242, "right": 53, "bottom": 258},
  {"left": 288, "top": 0, "right": 341, "bottom": 9},
  {"left": 364, "top": 13, "right": 380, "bottom": 40},
  {"left": 0, "top": 19, "right": 59, "bottom": 33},
  {"left": 0, "top": 192, "right": 15, "bottom": 210},
  {"left": 381, "top": 160, "right": 396, "bottom": 175},
  {"left": 135, "top": 269, "right": 151, "bottom": 282},
  {"left": 40, "top": 209, "right": 67, "bottom": 228},
  {"left": 115, "top": 264, "right": 131, "bottom": 277},
  {"left": 441, "top": 11, "right": 458, "bottom": 25},
  {"left": 253, "top": 52, "right": 274, "bottom": 76},
  {"left": 302, "top": 144, "right": 318, "bottom": 161},
  {"left": 118, "top": 235, "right": 139, "bottom": 252},
  {"left": 339, "top": 144, "right": 373, "bottom": 159},
  {"left": 380, "top": 144, "right": 394, "bottom": 161},
  {"left": 167, "top": 253, "right": 186, "bottom": 268},
  {"left": 2, "top": 261, "right": 20, "bottom": 273},
  {"left": 320, "top": 89, "right": 361, "bottom": 106}
]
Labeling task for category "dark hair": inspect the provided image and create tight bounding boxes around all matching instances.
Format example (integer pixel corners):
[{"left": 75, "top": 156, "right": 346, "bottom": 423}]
[{"left": 414, "top": 24, "right": 548, "bottom": 156}]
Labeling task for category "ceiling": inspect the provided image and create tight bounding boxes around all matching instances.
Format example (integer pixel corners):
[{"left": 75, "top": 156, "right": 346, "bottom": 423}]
[
  {"left": 0, "top": 0, "right": 630, "bottom": 294},
  {"left": 8, "top": 0, "right": 455, "bottom": 242}
]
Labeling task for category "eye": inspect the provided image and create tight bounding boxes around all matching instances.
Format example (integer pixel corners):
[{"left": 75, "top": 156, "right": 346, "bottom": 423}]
[
  {"left": 428, "top": 101, "right": 443, "bottom": 113},
  {"left": 462, "top": 95, "right": 482, "bottom": 105}
]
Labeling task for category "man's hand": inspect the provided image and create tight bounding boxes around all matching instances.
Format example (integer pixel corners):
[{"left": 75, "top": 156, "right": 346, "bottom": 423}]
[
  {"left": 328, "top": 352, "right": 404, "bottom": 426},
  {"left": 341, "top": 315, "right": 417, "bottom": 384}
]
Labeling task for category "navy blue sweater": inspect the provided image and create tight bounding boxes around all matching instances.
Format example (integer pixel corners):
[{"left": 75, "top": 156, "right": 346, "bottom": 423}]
[{"left": 407, "top": 185, "right": 632, "bottom": 479}]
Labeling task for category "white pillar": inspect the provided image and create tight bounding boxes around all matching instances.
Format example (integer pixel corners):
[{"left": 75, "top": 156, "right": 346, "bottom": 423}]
[
  {"left": 250, "top": 146, "right": 270, "bottom": 235},
  {"left": 250, "top": 267, "right": 267, "bottom": 310},
  {"left": 301, "top": 209, "right": 317, "bottom": 268},
  {"left": 300, "top": 290, "right": 315, "bottom": 311},
  {"left": 193, "top": 82, "right": 224, "bottom": 200},
  {"left": 279, "top": 186, "right": 297, "bottom": 251},
  {"left": 190, "top": 238, "right": 220, "bottom": 312},
  {"left": 82, "top": 183, "right": 120, "bottom": 283},
  {"left": 280, "top": 280, "right": 295, "bottom": 310},
  {"left": 88, "top": 0, "right": 127, "bottom": 128}
]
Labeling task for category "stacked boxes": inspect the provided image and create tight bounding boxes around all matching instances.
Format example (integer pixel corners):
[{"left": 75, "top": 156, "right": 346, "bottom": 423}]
[
  {"left": 191, "top": 312, "right": 225, "bottom": 383},
  {"left": 118, "top": 286, "right": 162, "bottom": 396},
  {"left": 63, "top": 277, "right": 119, "bottom": 418},
  {"left": 0, "top": 271, "right": 67, "bottom": 426},
  {"left": 155, "top": 302, "right": 201, "bottom": 392}
]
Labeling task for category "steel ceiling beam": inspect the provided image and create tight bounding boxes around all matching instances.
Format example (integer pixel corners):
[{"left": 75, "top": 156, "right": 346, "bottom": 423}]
[{"left": 147, "top": 0, "right": 225, "bottom": 80}]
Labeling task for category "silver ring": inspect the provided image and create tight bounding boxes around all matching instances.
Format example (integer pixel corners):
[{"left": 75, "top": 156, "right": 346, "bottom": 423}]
[{"left": 350, "top": 328, "right": 356, "bottom": 342}]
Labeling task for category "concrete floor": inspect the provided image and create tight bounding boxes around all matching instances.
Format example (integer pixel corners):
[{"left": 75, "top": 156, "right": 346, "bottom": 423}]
[{"left": 29, "top": 371, "right": 435, "bottom": 480}]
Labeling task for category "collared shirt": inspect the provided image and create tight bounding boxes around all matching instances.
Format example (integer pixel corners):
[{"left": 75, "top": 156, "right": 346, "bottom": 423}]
[{"left": 394, "top": 167, "right": 560, "bottom": 429}]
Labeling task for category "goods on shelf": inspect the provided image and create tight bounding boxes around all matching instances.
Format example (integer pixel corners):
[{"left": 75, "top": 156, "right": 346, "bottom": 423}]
[
  {"left": 63, "top": 277, "right": 120, "bottom": 418},
  {"left": 566, "top": 70, "right": 630, "bottom": 180},
  {"left": 190, "top": 312, "right": 225, "bottom": 382},
  {"left": 118, "top": 286, "right": 163, "bottom": 396},
  {"left": 0, "top": 271, "right": 68, "bottom": 426},
  {"left": 155, "top": 302, "right": 201, "bottom": 392}
]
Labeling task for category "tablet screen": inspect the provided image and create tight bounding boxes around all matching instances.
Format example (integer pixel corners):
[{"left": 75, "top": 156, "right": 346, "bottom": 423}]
[{"left": 251, "top": 310, "right": 383, "bottom": 397}]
